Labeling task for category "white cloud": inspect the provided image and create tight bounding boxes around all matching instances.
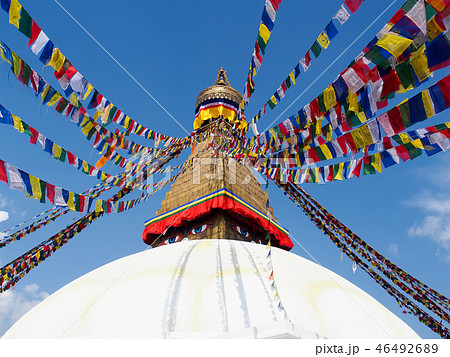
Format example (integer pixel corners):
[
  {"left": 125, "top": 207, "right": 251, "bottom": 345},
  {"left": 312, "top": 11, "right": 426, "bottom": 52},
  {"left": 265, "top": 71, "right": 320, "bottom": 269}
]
[
  {"left": 388, "top": 243, "right": 399, "bottom": 256},
  {"left": 0, "top": 211, "right": 9, "bottom": 224},
  {"left": 0, "top": 284, "right": 49, "bottom": 337},
  {"left": 407, "top": 162, "right": 450, "bottom": 262}
]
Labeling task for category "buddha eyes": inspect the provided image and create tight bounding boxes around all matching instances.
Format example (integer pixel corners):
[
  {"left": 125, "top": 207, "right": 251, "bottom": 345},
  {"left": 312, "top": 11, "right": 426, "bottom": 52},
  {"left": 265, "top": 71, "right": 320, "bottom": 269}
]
[
  {"left": 232, "top": 225, "right": 249, "bottom": 237},
  {"left": 162, "top": 235, "right": 181, "bottom": 245},
  {"left": 190, "top": 224, "right": 210, "bottom": 235}
]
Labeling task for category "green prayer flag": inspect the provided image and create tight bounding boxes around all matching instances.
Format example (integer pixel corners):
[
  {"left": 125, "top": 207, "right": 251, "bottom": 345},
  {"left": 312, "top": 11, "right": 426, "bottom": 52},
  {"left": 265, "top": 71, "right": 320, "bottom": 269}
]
[
  {"left": 315, "top": 146, "right": 327, "bottom": 161},
  {"left": 39, "top": 179, "right": 47, "bottom": 204},
  {"left": 285, "top": 76, "right": 291, "bottom": 88},
  {"left": 317, "top": 93, "right": 326, "bottom": 114},
  {"left": 363, "top": 161, "right": 376, "bottom": 175},
  {"left": 425, "top": 2, "right": 437, "bottom": 21},
  {"left": 399, "top": 100, "right": 411, "bottom": 127},
  {"left": 20, "top": 61, "right": 32, "bottom": 85},
  {"left": 396, "top": 59, "right": 414, "bottom": 89},
  {"left": 18, "top": 8, "right": 32, "bottom": 38},
  {"left": 403, "top": 142, "right": 422, "bottom": 160},
  {"left": 267, "top": 98, "right": 276, "bottom": 109},
  {"left": 311, "top": 41, "right": 322, "bottom": 58},
  {"left": 401, "top": 0, "right": 420, "bottom": 13},
  {"left": 257, "top": 35, "right": 267, "bottom": 55},
  {"left": 59, "top": 148, "right": 67, "bottom": 163},
  {"left": 364, "top": 46, "right": 391, "bottom": 70}
]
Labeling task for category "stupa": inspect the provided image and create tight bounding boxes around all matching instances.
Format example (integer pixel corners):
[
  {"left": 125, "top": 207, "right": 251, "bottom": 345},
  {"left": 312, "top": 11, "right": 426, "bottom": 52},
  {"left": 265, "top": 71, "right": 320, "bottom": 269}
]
[{"left": 2, "top": 69, "right": 419, "bottom": 339}]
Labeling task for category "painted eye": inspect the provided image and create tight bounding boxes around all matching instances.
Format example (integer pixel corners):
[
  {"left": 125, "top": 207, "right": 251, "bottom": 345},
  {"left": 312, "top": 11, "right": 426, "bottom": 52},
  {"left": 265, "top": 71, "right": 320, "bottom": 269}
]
[
  {"left": 232, "top": 225, "right": 249, "bottom": 237},
  {"left": 162, "top": 235, "right": 181, "bottom": 245},
  {"left": 190, "top": 224, "right": 210, "bottom": 235}
]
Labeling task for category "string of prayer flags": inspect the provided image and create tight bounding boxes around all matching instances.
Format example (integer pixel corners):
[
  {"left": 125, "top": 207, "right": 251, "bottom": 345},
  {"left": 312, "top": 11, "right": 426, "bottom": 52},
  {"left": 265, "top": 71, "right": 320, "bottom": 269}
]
[
  {"left": 276, "top": 181, "right": 450, "bottom": 338},
  {"left": 250, "top": 0, "right": 364, "bottom": 128},
  {"left": 0, "top": 0, "right": 184, "bottom": 144},
  {"left": 0, "top": 103, "right": 121, "bottom": 184},
  {"left": 249, "top": 32, "right": 450, "bottom": 155},
  {"left": 0, "top": 142, "right": 186, "bottom": 291},
  {"left": 241, "top": 0, "right": 283, "bottom": 108},
  {"left": 0, "top": 157, "right": 93, "bottom": 211},
  {"left": 243, "top": 73, "right": 450, "bottom": 162},
  {"left": 0, "top": 39, "right": 183, "bottom": 171}
]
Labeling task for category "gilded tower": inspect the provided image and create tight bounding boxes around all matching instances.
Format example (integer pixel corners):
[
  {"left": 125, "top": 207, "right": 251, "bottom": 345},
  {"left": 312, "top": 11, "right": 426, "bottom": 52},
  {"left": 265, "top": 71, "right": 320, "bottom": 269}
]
[{"left": 143, "top": 69, "right": 292, "bottom": 250}]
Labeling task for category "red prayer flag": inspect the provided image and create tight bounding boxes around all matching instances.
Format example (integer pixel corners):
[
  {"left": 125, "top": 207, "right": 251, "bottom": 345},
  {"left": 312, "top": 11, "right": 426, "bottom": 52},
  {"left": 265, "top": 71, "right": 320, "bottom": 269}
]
[
  {"left": 27, "top": 20, "right": 42, "bottom": 47},
  {"left": 438, "top": 74, "right": 450, "bottom": 107},
  {"left": 344, "top": 0, "right": 364, "bottom": 13},
  {"left": 67, "top": 151, "right": 77, "bottom": 166},
  {"left": 0, "top": 159, "right": 8, "bottom": 184},
  {"left": 269, "top": 0, "right": 282, "bottom": 11},
  {"left": 387, "top": 106, "right": 406, "bottom": 134},
  {"left": 29, "top": 127, "right": 39, "bottom": 144},
  {"left": 46, "top": 183, "right": 55, "bottom": 204}
]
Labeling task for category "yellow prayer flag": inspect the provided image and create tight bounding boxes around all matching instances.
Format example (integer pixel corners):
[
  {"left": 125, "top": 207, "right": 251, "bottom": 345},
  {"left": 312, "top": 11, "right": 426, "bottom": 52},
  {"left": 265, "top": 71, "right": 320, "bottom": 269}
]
[
  {"left": 347, "top": 92, "right": 358, "bottom": 113},
  {"left": 323, "top": 86, "right": 336, "bottom": 110},
  {"left": 70, "top": 92, "right": 80, "bottom": 107},
  {"left": 68, "top": 192, "right": 75, "bottom": 211},
  {"left": 289, "top": 71, "right": 296, "bottom": 85},
  {"left": 376, "top": 33, "right": 413, "bottom": 58},
  {"left": 83, "top": 83, "right": 94, "bottom": 100},
  {"left": 11, "top": 52, "right": 21, "bottom": 77},
  {"left": 123, "top": 116, "right": 131, "bottom": 129},
  {"left": 356, "top": 111, "right": 367, "bottom": 123},
  {"left": 372, "top": 153, "right": 382, "bottom": 173},
  {"left": 47, "top": 48, "right": 65, "bottom": 72},
  {"left": 29, "top": 175, "right": 42, "bottom": 200},
  {"left": 317, "top": 32, "right": 330, "bottom": 49},
  {"left": 360, "top": 124, "right": 374, "bottom": 146},
  {"left": 335, "top": 162, "right": 344, "bottom": 181},
  {"left": 52, "top": 144, "right": 62, "bottom": 159},
  {"left": 320, "top": 144, "right": 333, "bottom": 160},
  {"left": 125, "top": 162, "right": 133, "bottom": 171},
  {"left": 422, "top": 90, "right": 434, "bottom": 118},
  {"left": 41, "top": 85, "right": 50, "bottom": 102},
  {"left": 101, "top": 103, "right": 113, "bottom": 124},
  {"left": 101, "top": 172, "right": 108, "bottom": 181},
  {"left": 46, "top": 92, "right": 62, "bottom": 107},
  {"left": 351, "top": 128, "right": 366, "bottom": 149},
  {"left": 411, "top": 45, "right": 430, "bottom": 81},
  {"left": 95, "top": 199, "right": 103, "bottom": 213},
  {"left": 82, "top": 161, "right": 89, "bottom": 173},
  {"left": 315, "top": 117, "right": 322, "bottom": 137},
  {"left": 12, "top": 114, "right": 24, "bottom": 133},
  {"left": 93, "top": 110, "right": 102, "bottom": 121},
  {"left": 411, "top": 138, "right": 424, "bottom": 149},
  {"left": 258, "top": 22, "right": 271, "bottom": 44},
  {"left": 427, "top": 17, "right": 444, "bottom": 41},
  {"left": 398, "top": 132, "right": 411, "bottom": 144},
  {"left": 9, "top": 0, "right": 21, "bottom": 28}
]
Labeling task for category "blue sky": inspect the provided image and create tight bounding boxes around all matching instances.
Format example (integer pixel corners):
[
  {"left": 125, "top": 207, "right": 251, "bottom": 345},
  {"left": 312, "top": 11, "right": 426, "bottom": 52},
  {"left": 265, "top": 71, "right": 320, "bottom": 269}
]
[{"left": 0, "top": 0, "right": 449, "bottom": 338}]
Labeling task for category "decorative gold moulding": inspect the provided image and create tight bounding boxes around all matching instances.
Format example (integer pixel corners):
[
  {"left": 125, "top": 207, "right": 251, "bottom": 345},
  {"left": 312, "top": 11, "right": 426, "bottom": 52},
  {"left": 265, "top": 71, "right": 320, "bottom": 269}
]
[{"left": 195, "top": 85, "right": 242, "bottom": 111}]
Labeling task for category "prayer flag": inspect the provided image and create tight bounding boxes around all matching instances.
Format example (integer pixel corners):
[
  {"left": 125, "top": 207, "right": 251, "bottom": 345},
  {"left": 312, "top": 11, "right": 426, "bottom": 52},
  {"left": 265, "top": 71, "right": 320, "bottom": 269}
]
[
  {"left": 0, "top": 159, "right": 8, "bottom": 184},
  {"left": 376, "top": 33, "right": 413, "bottom": 58},
  {"left": 8, "top": 0, "right": 21, "bottom": 28},
  {"left": 345, "top": 0, "right": 364, "bottom": 13},
  {"left": 6, "top": 163, "right": 23, "bottom": 191},
  {"left": 333, "top": 4, "right": 350, "bottom": 24},
  {"left": 317, "top": 32, "right": 330, "bottom": 49}
]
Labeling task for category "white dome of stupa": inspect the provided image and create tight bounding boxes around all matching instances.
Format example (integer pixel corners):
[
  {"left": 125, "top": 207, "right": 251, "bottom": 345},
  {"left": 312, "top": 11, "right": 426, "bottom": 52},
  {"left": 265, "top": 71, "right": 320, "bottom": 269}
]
[{"left": 2, "top": 239, "right": 419, "bottom": 338}]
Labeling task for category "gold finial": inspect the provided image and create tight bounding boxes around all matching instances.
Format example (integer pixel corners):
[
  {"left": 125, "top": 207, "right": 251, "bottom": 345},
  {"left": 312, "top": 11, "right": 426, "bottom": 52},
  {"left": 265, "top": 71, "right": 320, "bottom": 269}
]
[{"left": 214, "top": 67, "right": 231, "bottom": 86}]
